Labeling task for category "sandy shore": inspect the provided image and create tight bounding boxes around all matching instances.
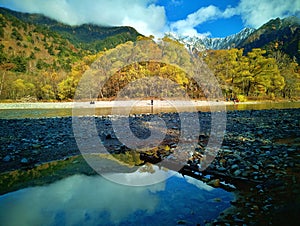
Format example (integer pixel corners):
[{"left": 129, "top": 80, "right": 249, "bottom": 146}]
[{"left": 0, "top": 100, "right": 257, "bottom": 109}]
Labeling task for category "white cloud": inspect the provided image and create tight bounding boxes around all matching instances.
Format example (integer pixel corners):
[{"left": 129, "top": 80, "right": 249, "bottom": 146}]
[
  {"left": 169, "top": 5, "right": 237, "bottom": 38},
  {"left": 167, "top": 0, "right": 300, "bottom": 38},
  {"left": 237, "top": 0, "right": 300, "bottom": 28},
  {"left": 0, "top": 0, "right": 166, "bottom": 37},
  {"left": 1, "top": 0, "right": 299, "bottom": 38}
]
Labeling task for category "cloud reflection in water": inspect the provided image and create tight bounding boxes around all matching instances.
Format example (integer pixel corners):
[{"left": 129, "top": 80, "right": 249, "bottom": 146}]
[{"left": 0, "top": 168, "right": 233, "bottom": 226}]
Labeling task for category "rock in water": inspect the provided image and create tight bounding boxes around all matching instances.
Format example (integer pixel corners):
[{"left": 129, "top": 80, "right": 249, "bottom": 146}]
[
  {"left": 208, "top": 179, "right": 221, "bottom": 187},
  {"left": 3, "top": 155, "right": 12, "bottom": 162},
  {"left": 233, "top": 169, "right": 242, "bottom": 177},
  {"left": 20, "top": 158, "right": 29, "bottom": 164}
]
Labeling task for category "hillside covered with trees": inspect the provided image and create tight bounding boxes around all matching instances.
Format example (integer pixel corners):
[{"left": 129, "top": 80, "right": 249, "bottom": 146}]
[
  {"left": 0, "top": 7, "right": 299, "bottom": 102},
  {"left": 0, "top": 7, "right": 141, "bottom": 101},
  {"left": 203, "top": 48, "right": 300, "bottom": 100}
]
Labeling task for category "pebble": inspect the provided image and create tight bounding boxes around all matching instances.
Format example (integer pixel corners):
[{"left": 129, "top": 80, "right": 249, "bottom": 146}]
[
  {"left": 261, "top": 145, "right": 272, "bottom": 150},
  {"left": 217, "top": 166, "right": 227, "bottom": 172},
  {"left": 3, "top": 155, "right": 12, "bottom": 162},
  {"left": 231, "top": 164, "right": 239, "bottom": 171},
  {"left": 20, "top": 158, "right": 29, "bottom": 164},
  {"left": 233, "top": 169, "right": 241, "bottom": 176},
  {"left": 242, "top": 171, "right": 249, "bottom": 177},
  {"left": 252, "top": 165, "right": 259, "bottom": 170},
  {"left": 0, "top": 108, "right": 300, "bottom": 226},
  {"left": 207, "top": 179, "right": 220, "bottom": 187},
  {"left": 31, "top": 144, "right": 41, "bottom": 149},
  {"left": 287, "top": 148, "right": 297, "bottom": 153}
]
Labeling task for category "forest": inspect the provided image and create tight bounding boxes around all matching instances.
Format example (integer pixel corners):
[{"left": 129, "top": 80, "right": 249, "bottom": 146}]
[
  {"left": 1, "top": 40, "right": 300, "bottom": 101},
  {"left": 0, "top": 9, "right": 300, "bottom": 102}
]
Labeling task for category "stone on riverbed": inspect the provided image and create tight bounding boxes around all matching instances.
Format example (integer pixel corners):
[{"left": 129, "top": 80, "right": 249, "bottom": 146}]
[
  {"left": 207, "top": 179, "right": 220, "bottom": 187},
  {"left": 252, "top": 165, "right": 259, "bottom": 170},
  {"left": 20, "top": 158, "right": 29, "bottom": 164},
  {"left": 233, "top": 169, "right": 242, "bottom": 176},
  {"left": 3, "top": 155, "right": 12, "bottom": 162},
  {"left": 216, "top": 166, "right": 227, "bottom": 172},
  {"left": 231, "top": 164, "right": 239, "bottom": 171}
]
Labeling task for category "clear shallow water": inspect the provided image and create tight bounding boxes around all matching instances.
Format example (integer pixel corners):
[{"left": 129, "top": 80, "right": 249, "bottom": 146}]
[
  {"left": 0, "top": 172, "right": 233, "bottom": 226},
  {"left": 0, "top": 101, "right": 299, "bottom": 119}
]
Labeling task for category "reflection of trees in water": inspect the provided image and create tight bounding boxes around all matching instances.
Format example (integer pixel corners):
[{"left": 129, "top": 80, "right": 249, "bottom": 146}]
[{"left": 112, "top": 150, "right": 144, "bottom": 166}]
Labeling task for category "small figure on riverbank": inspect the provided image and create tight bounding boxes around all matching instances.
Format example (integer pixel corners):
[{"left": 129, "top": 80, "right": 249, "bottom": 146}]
[{"left": 228, "top": 97, "right": 239, "bottom": 104}]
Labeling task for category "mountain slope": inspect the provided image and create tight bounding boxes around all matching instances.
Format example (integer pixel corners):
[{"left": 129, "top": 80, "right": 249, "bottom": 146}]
[
  {"left": 0, "top": 7, "right": 142, "bottom": 53},
  {"left": 0, "top": 9, "right": 83, "bottom": 73},
  {"left": 238, "top": 17, "right": 300, "bottom": 62},
  {"left": 168, "top": 16, "right": 300, "bottom": 62},
  {"left": 0, "top": 7, "right": 142, "bottom": 100}
]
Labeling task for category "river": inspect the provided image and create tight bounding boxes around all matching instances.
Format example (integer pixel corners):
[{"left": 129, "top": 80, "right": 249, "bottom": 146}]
[{"left": 0, "top": 101, "right": 299, "bottom": 119}]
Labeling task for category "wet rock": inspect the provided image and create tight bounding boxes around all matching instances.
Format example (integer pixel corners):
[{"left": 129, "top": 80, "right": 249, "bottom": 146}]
[
  {"left": 231, "top": 164, "right": 239, "bottom": 171},
  {"left": 20, "top": 158, "right": 29, "bottom": 164},
  {"left": 177, "top": 220, "right": 187, "bottom": 225},
  {"left": 31, "top": 144, "right": 41, "bottom": 149},
  {"left": 242, "top": 171, "right": 249, "bottom": 177},
  {"left": 222, "top": 149, "right": 233, "bottom": 154},
  {"left": 257, "top": 130, "right": 264, "bottom": 136},
  {"left": 252, "top": 165, "right": 259, "bottom": 170},
  {"left": 233, "top": 217, "right": 245, "bottom": 224},
  {"left": 233, "top": 169, "right": 241, "bottom": 177},
  {"left": 217, "top": 166, "right": 227, "bottom": 172},
  {"left": 252, "top": 205, "right": 260, "bottom": 211},
  {"left": 207, "top": 179, "right": 220, "bottom": 187},
  {"left": 261, "top": 145, "right": 272, "bottom": 150},
  {"left": 287, "top": 162, "right": 295, "bottom": 167},
  {"left": 32, "top": 150, "right": 39, "bottom": 155},
  {"left": 106, "top": 133, "right": 112, "bottom": 139},
  {"left": 287, "top": 148, "right": 297, "bottom": 153},
  {"left": 3, "top": 155, "right": 12, "bottom": 162},
  {"left": 7, "top": 144, "right": 16, "bottom": 151}
]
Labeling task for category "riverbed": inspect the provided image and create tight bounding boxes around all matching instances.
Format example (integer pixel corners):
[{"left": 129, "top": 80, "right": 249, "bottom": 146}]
[{"left": 0, "top": 102, "right": 299, "bottom": 225}]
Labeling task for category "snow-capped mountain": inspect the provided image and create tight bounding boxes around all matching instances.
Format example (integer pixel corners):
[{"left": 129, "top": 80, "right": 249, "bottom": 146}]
[
  {"left": 166, "top": 16, "right": 300, "bottom": 63},
  {"left": 167, "top": 27, "right": 255, "bottom": 51}
]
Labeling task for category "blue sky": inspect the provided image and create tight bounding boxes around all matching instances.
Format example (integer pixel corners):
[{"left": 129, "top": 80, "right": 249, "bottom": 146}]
[
  {"left": 0, "top": 0, "right": 299, "bottom": 38},
  {"left": 157, "top": 0, "right": 244, "bottom": 37}
]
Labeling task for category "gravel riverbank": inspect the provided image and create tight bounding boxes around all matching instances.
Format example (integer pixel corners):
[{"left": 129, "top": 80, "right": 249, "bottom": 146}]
[
  {"left": 0, "top": 100, "right": 254, "bottom": 109},
  {"left": 0, "top": 108, "right": 299, "bottom": 225}
]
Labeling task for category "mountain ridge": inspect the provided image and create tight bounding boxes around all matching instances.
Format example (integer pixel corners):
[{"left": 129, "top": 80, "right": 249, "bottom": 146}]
[
  {"left": 167, "top": 27, "right": 255, "bottom": 51},
  {"left": 0, "top": 7, "right": 142, "bottom": 100},
  {"left": 238, "top": 16, "right": 300, "bottom": 61},
  {"left": 0, "top": 7, "right": 142, "bottom": 53},
  {"left": 167, "top": 16, "right": 300, "bottom": 62}
]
